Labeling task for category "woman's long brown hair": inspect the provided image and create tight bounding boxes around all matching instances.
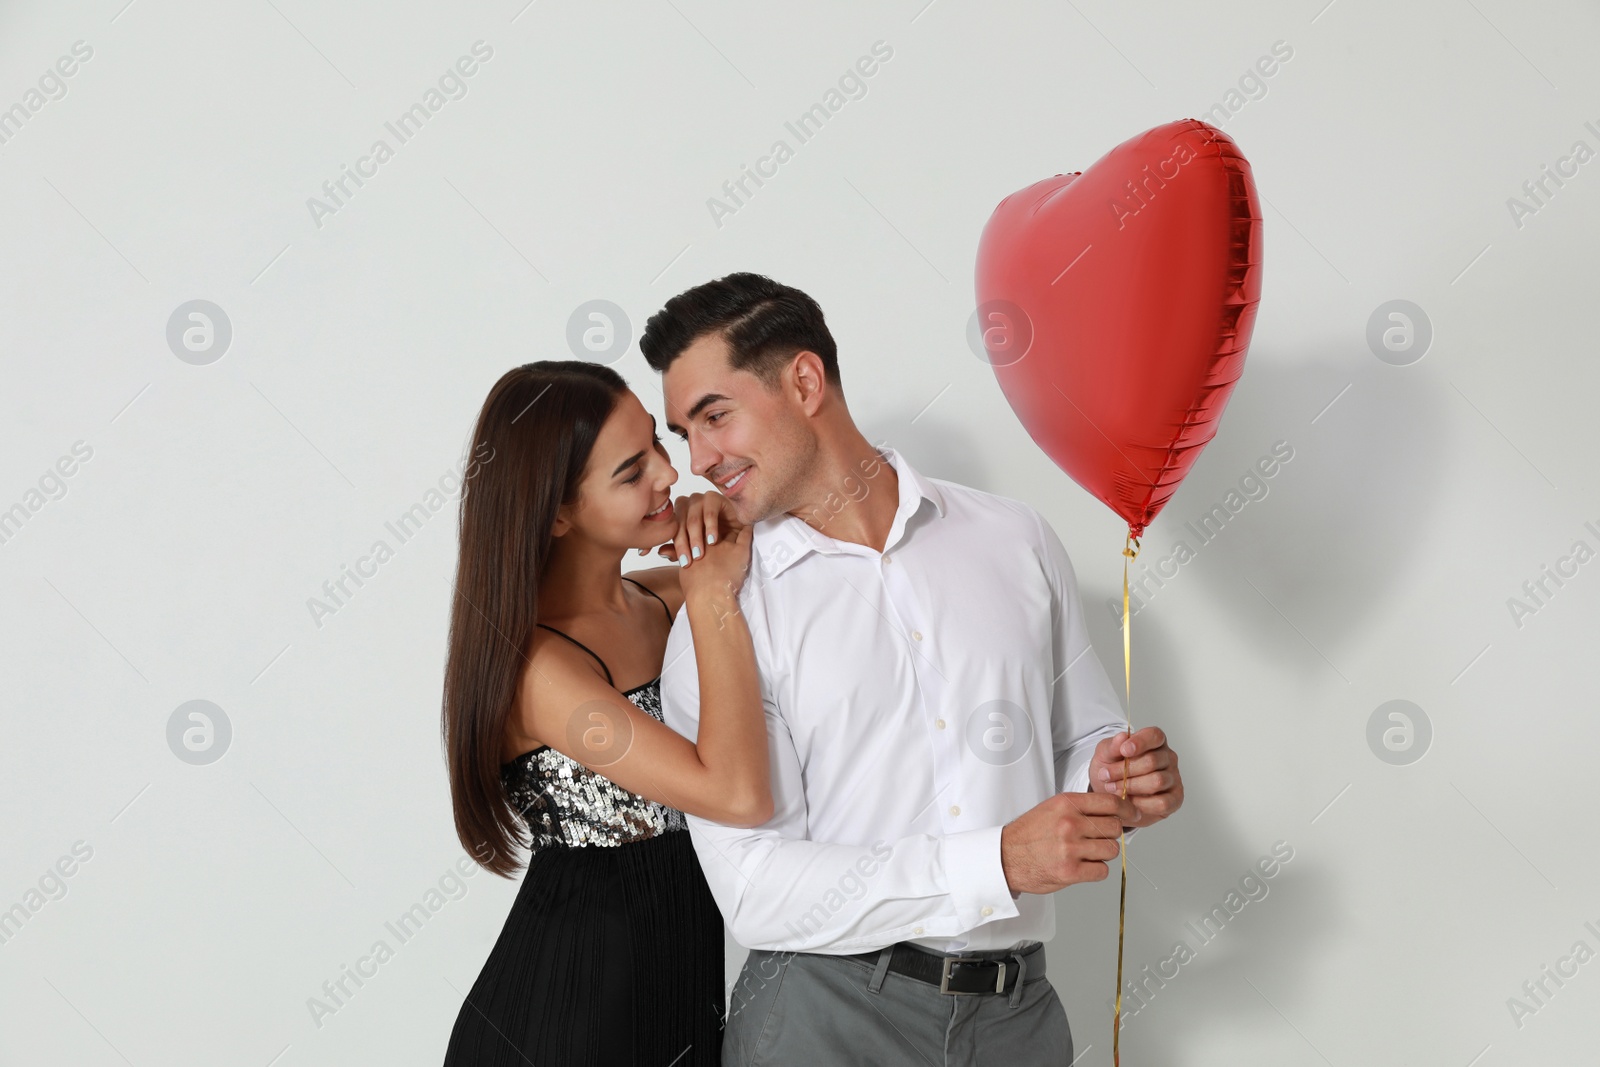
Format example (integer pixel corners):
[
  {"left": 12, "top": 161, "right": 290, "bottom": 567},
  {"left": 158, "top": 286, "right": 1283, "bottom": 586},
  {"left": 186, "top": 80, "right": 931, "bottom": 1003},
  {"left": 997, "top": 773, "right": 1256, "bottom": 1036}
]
[{"left": 442, "top": 359, "right": 627, "bottom": 877}]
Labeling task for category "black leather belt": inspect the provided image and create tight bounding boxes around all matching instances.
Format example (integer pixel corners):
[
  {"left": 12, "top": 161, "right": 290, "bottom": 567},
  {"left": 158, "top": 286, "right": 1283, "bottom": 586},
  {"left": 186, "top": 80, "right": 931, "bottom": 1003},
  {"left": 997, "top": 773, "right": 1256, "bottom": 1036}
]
[{"left": 845, "top": 941, "right": 1045, "bottom": 995}]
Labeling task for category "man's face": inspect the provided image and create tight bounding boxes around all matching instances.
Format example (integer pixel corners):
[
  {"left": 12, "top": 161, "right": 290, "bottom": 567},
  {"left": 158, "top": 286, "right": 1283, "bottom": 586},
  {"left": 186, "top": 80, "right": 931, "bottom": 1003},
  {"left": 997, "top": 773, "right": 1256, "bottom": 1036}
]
[{"left": 662, "top": 332, "right": 812, "bottom": 525}]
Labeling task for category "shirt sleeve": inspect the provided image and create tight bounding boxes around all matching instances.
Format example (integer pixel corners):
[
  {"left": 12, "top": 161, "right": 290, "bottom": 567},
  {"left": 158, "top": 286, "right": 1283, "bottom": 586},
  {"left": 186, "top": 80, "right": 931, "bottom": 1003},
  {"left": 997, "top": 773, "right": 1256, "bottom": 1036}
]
[
  {"left": 1032, "top": 507, "right": 1140, "bottom": 839},
  {"left": 658, "top": 598, "right": 1021, "bottom": 954}
]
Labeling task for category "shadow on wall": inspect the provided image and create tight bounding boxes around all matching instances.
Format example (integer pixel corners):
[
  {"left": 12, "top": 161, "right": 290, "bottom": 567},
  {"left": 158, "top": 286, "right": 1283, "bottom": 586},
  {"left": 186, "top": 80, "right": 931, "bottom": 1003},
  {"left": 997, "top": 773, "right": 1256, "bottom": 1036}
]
[{"left": 1139, "top": 343, "right": 1454, "bottom": 677}]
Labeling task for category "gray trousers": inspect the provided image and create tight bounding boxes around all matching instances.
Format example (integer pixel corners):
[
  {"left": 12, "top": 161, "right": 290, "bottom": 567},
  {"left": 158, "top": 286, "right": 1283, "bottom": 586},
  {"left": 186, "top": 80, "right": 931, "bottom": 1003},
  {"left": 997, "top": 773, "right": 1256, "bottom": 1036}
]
[{"left": 721, "top": 944, "right": 1074, "bottom": 1066}]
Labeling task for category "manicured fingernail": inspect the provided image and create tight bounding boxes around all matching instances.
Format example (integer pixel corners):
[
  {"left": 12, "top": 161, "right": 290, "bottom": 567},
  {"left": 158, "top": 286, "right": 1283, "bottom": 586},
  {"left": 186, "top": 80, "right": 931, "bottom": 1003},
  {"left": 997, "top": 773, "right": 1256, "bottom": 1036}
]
[
  {"left": 692, "top": 546, "right": 702, "bottom": 559},
  {"left": 707, "top": 534, "right": 716, "bottom": 544},
  {"left": 678, "top": 555, "right": 688, "bottom": 567}
]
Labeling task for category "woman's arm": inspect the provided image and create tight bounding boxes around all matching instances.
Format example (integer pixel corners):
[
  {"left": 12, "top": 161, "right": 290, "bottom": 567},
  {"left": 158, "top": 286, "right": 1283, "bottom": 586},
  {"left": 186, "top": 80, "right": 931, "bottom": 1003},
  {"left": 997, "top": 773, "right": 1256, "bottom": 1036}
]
[{"left": 515, "top": 495, "right": 770, "bottom": 826}]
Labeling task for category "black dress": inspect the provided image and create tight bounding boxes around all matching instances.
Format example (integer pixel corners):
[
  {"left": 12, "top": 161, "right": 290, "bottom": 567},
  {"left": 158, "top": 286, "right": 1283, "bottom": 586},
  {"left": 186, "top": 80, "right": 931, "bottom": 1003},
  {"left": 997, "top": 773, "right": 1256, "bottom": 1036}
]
[{"left": 443, "top": 577, "right": 725, "bottom": 1066}]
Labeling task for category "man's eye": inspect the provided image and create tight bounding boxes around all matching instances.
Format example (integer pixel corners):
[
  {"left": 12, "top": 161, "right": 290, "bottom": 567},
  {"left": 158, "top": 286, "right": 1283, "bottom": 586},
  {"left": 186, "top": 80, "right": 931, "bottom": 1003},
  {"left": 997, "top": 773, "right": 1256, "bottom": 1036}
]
[{"left": 707, "top": 412, "right": 724, "bottom": 424}]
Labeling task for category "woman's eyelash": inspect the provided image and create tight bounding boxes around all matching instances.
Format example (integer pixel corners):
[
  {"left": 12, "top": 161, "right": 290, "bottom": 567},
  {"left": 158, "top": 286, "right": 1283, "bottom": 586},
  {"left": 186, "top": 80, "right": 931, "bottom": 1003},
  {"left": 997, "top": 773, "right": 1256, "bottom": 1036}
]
[{"left": 623, "top": 433, "right": 666, "bottom": 484}]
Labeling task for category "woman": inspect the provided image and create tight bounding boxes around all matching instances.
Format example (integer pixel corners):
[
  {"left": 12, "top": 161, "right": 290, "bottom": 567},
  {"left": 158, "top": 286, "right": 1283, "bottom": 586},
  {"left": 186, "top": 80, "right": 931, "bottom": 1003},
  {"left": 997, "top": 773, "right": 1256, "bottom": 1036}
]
[{"left": 440, "top": 360, "right": 768, "bottom": 1066}]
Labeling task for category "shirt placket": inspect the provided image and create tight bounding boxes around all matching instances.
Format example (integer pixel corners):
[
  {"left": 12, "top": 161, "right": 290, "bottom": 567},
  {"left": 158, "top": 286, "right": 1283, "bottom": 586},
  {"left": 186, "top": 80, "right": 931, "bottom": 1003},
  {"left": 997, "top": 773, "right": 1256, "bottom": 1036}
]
[{"left": 877, "top": 548, "right": 963, "bottom": 840}]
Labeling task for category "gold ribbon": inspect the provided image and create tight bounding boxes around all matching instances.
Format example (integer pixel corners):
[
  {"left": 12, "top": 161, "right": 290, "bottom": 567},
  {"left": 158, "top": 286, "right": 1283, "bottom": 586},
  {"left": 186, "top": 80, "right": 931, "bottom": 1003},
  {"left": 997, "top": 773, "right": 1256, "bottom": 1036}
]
[{"left": 1112, "top": 530, "right": 1140, "bottom": 1067}]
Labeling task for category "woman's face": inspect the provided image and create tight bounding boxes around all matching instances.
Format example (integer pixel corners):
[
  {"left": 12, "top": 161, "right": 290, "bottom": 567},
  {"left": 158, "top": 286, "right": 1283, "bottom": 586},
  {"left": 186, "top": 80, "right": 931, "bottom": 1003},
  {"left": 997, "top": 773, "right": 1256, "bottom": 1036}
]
[{"left": 555, "top": 390, "right": 679, "bottom": 551}]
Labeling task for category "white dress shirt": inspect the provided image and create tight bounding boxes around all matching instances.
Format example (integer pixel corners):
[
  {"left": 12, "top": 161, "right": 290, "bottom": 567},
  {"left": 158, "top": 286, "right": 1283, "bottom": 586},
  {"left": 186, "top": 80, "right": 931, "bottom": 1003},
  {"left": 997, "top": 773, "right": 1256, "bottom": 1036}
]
[{"left": 659, "top": 445, "right": 1133, "bottom": 956}]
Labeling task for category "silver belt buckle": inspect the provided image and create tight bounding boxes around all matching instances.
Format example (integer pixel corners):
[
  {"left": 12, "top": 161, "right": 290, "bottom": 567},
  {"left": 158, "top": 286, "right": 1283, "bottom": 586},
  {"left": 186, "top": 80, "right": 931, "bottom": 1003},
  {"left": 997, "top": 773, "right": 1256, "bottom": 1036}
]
[{"left": 939, "top": 955, "right": 1008, "bottom": 995}]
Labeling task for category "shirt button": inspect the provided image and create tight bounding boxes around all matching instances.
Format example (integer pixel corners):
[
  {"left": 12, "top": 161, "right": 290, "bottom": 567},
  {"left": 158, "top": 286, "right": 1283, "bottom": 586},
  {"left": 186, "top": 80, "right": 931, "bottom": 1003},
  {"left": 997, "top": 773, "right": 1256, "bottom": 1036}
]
[
  {"left": 980, "top": 906, "right": 994, "bottom": 916},
  {"left": 912, "top": 630, "right": 923, "bottom": 641},
  {"left": 913, "top": 926, "right": 924, "bottom": 934},
  {"left": 883, "top": 555, "right": 892, "bottom": 564},
  {"left": 935, "top": 718, "right": 946, "bottom": 730},
  {"left": 949, "top": 805, "right": 961, "bottom": 816}
]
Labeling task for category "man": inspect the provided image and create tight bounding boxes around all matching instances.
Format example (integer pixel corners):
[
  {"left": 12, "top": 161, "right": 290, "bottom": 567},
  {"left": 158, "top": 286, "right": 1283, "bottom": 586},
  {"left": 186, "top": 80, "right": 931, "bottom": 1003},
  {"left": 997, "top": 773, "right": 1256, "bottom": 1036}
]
[{"left": 642, "top": 273, "right": 1184, "bottom": 1066}]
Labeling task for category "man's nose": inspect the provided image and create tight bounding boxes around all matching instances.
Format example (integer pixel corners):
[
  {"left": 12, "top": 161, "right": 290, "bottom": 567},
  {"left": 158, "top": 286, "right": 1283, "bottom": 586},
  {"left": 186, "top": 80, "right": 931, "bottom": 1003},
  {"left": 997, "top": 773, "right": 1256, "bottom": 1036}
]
[{"left": 688, "top": 432, "right": 720, "bottom": 481}]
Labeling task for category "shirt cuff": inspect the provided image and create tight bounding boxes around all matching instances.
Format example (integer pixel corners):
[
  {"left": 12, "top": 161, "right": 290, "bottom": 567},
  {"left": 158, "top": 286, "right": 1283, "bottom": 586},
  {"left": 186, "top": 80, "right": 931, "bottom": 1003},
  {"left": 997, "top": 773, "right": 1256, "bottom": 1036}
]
[{"left": 943, "top": 824, "right": 1020, "bottom": 927}]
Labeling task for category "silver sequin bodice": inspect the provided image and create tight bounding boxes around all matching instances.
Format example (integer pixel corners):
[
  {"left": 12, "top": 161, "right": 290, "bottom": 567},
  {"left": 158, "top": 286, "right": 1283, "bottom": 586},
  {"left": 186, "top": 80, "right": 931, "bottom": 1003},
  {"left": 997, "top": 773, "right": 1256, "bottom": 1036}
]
[{"left": 501, "top": 677, "right": 687, "bottom": 852}]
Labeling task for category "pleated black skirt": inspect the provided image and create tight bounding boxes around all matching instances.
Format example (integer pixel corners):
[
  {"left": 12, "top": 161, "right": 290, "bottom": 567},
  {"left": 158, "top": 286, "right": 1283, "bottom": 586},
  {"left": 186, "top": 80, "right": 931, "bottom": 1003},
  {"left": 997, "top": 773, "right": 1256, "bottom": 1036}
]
[{"left": 443, "top": 828, "right": 725, "bottom": 1066}]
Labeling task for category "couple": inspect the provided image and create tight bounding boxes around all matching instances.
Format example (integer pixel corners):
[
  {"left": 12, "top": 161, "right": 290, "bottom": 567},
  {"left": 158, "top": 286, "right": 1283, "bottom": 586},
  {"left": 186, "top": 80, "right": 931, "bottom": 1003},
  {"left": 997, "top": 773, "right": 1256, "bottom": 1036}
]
[{"left": 439, "top": 272, "right": 1185, "bottom": 1066}]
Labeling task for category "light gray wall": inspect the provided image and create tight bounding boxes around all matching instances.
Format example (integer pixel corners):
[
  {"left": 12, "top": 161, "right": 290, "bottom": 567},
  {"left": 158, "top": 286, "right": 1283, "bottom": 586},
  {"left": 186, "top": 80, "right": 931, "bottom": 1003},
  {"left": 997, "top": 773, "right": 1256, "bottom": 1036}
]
[{"left": 2, "top": 0, "right": 1595, "bottom": 1063}]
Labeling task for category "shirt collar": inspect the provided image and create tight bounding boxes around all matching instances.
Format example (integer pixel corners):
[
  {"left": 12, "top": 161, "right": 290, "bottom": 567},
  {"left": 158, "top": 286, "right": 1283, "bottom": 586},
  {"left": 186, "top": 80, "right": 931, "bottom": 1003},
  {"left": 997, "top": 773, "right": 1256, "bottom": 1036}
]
[{"left": 752, "top": 445, "right": 946, "bottom": 579}]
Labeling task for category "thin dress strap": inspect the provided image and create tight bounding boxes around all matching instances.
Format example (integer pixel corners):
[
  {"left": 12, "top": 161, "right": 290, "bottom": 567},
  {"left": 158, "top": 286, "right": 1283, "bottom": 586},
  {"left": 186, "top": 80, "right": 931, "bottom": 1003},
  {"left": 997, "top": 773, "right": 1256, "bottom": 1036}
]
[
  {"left": 622, "top": 574, "right": 674, "bottom": 624},
  {"left": 533, "top": 625, "right": 615, "bottom": 687},
  {"left": 532, "top": 576, "right": 673, "bottom": 689}
]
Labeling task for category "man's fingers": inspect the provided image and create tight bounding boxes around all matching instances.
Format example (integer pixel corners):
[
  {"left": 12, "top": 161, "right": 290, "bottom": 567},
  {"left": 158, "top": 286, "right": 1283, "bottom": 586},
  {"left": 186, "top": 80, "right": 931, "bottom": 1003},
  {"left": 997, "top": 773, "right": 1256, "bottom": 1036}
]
[
  {"left": 1119, "top": 725, "right": 1167, "bottom": 758},
  {"left": 1083, "top": 813, "right": 1128, "bottom": 839},
  {"left": 1095, "top": 732, "right": 1129, "bottom": 762},
  {"left": 1062, "top": 790, "right": 1130, "bottom": 816},
  {"left": 1061, "top": 791, "right": 1138, "bottom": 829},
  {"left": 1097, "top": 748, "right": 1171, "bottom": 783},
  {"left": 1111, "top": 770, "right": 1177, "bottom": 797}
]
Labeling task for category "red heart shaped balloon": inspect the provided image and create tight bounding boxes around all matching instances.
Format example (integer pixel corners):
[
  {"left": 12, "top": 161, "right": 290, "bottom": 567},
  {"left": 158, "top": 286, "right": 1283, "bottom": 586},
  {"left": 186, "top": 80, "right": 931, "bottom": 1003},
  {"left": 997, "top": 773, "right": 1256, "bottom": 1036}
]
[{"left": 975, "top": 119, "right": 1263, "bottom": 538}]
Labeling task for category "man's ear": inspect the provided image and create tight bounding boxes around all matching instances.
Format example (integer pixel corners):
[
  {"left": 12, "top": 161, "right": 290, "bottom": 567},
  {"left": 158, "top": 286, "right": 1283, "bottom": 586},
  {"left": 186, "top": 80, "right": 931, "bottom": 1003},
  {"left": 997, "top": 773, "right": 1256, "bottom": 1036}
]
[{"left": 789, "top": 350, "right": 829, "bottom": 415}]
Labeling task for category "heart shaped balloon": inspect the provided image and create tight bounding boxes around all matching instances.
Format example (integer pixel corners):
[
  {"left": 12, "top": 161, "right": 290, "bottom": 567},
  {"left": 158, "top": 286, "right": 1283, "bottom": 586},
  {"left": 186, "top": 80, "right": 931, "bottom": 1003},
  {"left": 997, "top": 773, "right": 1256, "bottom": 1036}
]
[{"left": 975, "top": 119, "right": 1263, "bottom": 538}]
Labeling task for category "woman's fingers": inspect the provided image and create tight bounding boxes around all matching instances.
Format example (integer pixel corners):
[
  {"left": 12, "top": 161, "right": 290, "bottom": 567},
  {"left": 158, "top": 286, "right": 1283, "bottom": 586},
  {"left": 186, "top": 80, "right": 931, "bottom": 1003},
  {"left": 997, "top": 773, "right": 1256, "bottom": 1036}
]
[
  {"left": 672, "top": 497, "right": 691, "bottom": 565},
  {"left": 683, "top": 494, "right": 707, "bottom": 563}
]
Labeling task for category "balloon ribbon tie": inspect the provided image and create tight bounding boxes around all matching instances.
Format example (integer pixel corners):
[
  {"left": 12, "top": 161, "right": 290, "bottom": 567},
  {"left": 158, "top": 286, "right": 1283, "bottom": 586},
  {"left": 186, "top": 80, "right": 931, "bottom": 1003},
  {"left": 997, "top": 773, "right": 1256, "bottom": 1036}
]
[{"left": 1112, "top": 529, "right": 1140, "bottom": 1067}]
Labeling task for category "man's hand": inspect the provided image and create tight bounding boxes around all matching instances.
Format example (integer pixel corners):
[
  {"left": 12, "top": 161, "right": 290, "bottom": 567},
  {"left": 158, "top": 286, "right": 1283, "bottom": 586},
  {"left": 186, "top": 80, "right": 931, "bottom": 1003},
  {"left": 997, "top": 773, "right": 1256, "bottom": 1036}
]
[
  {"left": 1088, "top": 726, "right": 1183, "bottom": 828},
  {"left": 1000, "top": 791, "right": 1138, "bottom": 896}
]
